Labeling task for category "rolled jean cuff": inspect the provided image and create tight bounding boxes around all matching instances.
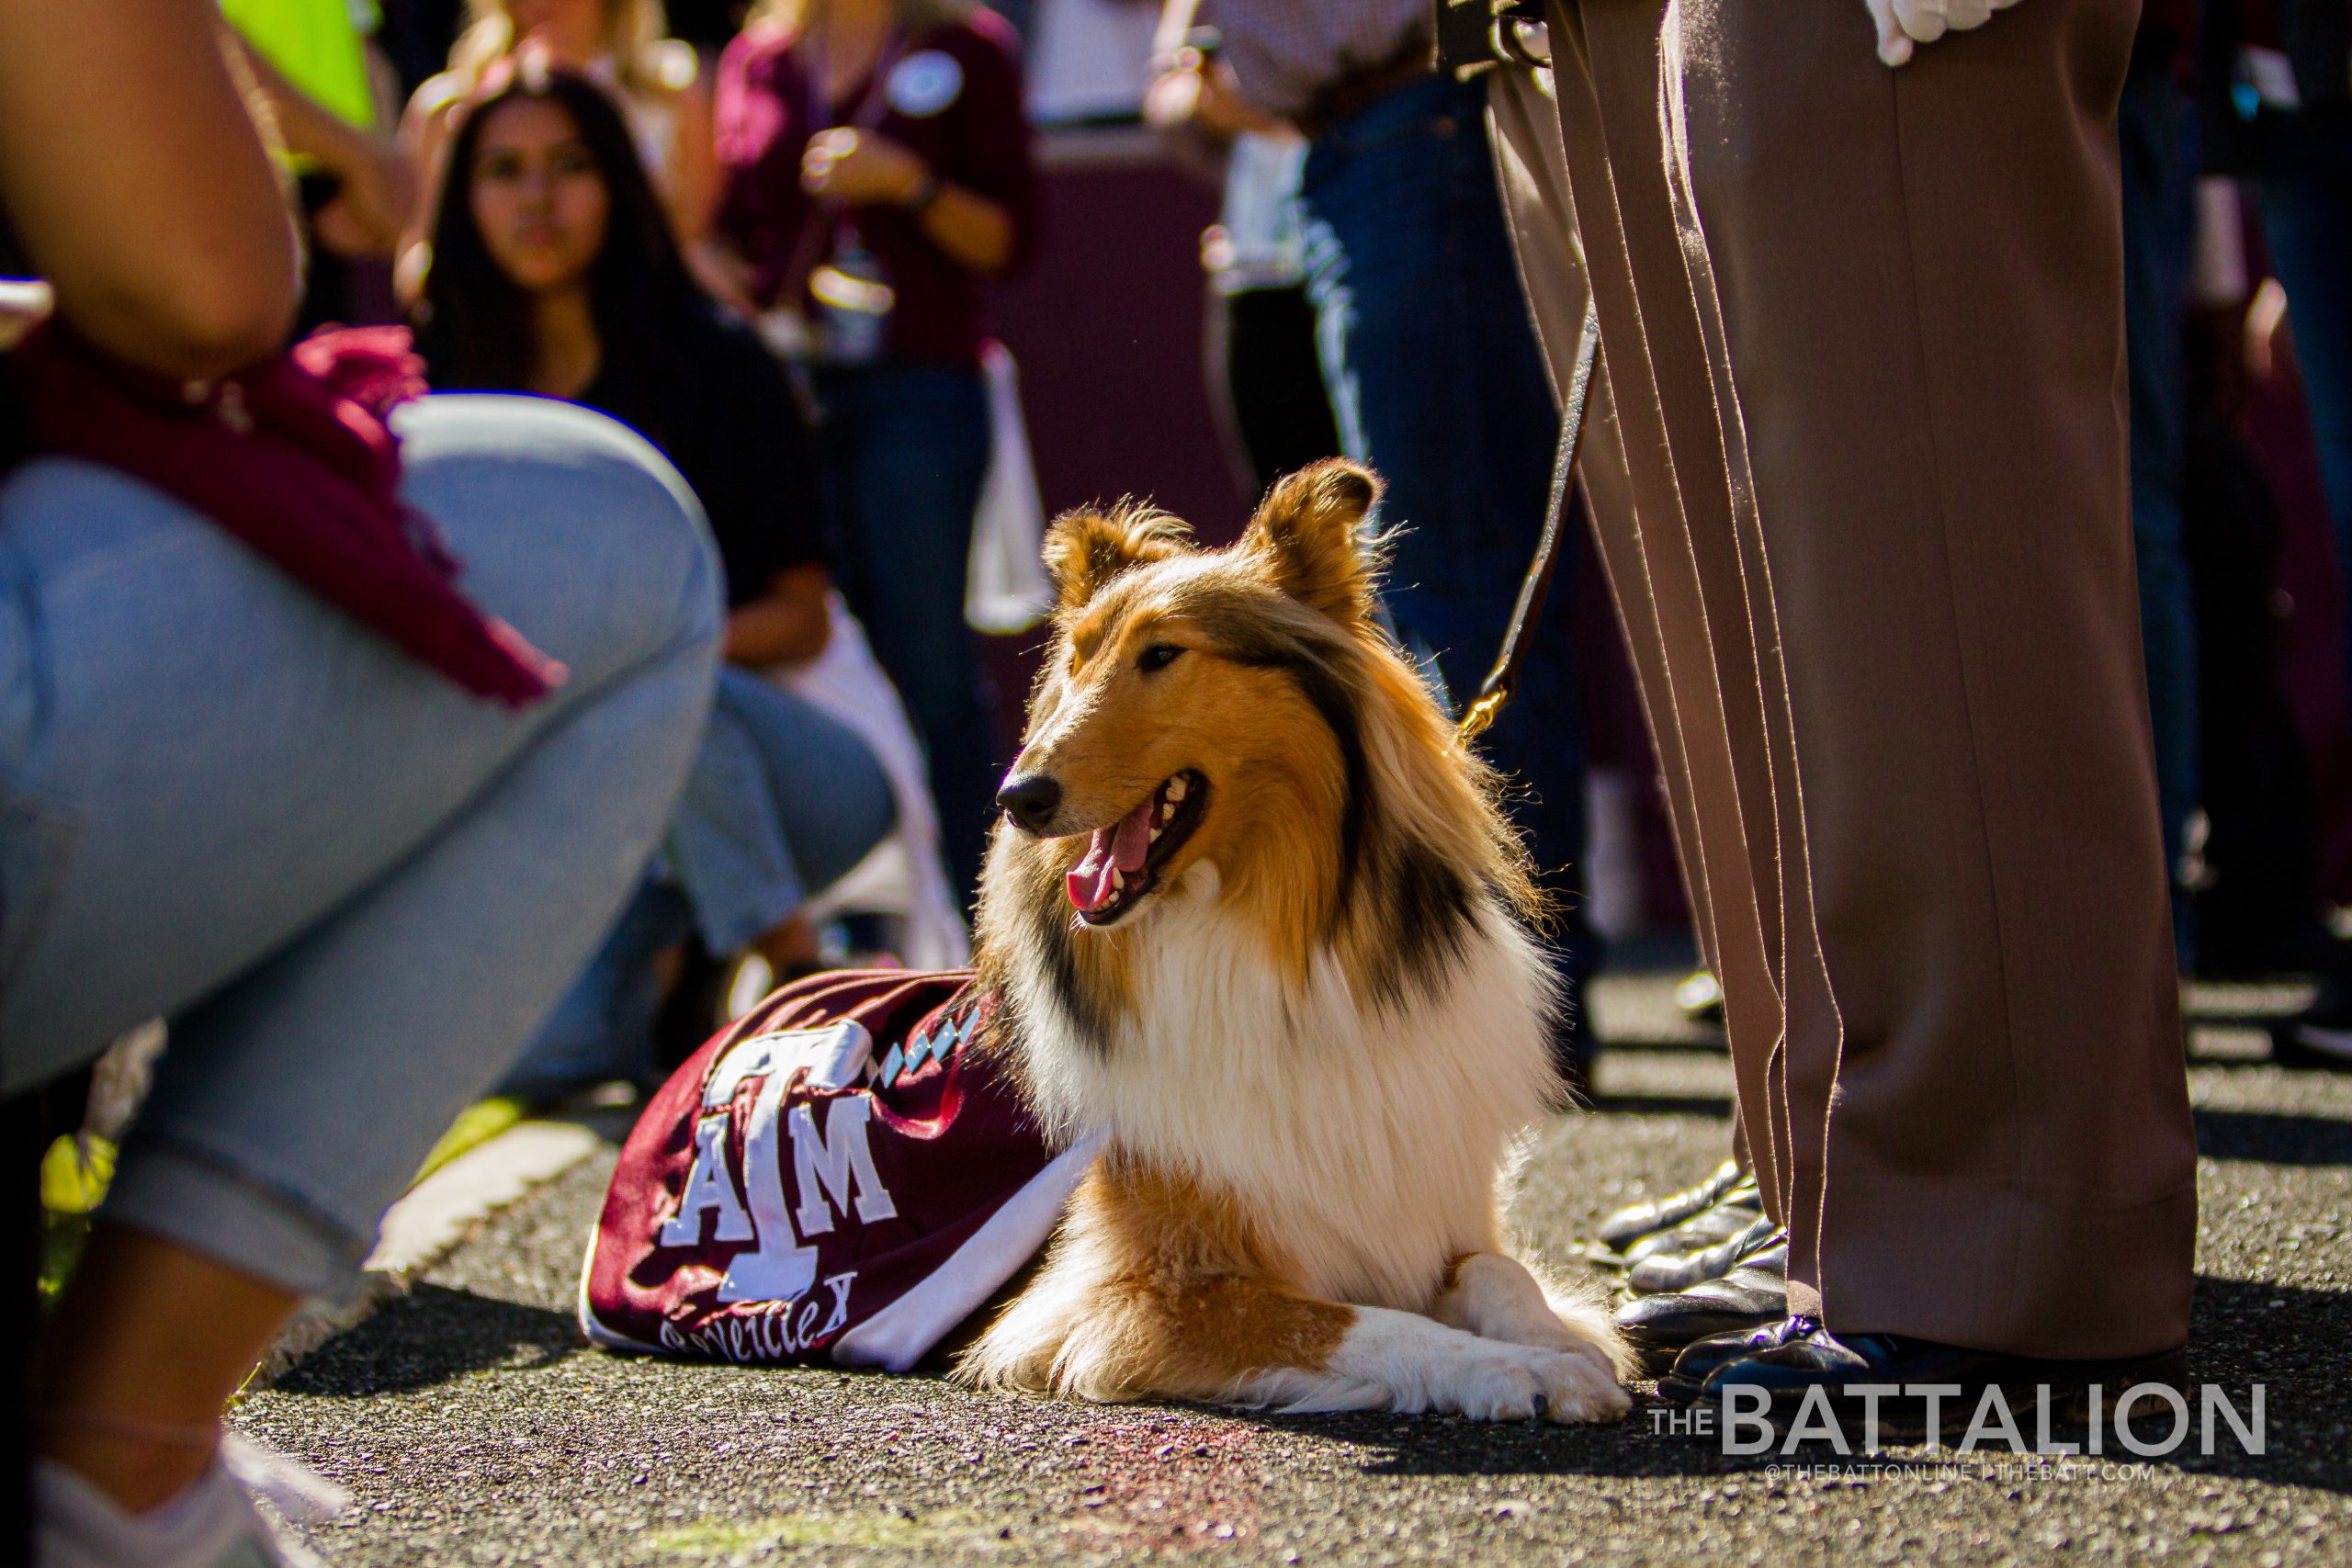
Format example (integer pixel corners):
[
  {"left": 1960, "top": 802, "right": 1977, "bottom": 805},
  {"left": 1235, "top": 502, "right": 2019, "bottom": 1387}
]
[{"left": 100, "top": 1136, "right": 374, "bottom": 1302}]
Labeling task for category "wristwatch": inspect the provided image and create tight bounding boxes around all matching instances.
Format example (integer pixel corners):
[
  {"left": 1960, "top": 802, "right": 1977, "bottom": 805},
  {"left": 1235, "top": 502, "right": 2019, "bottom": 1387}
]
[{"left": 900, "top": 169, "right": 943, "bottom": 215}]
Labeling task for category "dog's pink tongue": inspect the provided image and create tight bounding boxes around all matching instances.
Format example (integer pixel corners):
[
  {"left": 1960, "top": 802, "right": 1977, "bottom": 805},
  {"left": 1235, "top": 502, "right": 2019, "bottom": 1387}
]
[{"left": 1066, "top": 796, "right": 1158, "bottom": 912}]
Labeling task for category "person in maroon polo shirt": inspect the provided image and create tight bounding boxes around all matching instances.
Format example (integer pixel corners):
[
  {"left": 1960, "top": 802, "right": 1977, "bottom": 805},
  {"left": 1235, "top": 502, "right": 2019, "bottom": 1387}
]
[{"left": 709, "top": 0, "right": 1041, "bottom": 910}]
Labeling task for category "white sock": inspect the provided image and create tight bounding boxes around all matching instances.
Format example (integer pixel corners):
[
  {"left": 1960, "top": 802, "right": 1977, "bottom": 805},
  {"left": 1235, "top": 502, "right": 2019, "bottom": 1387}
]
[{"left": 34, "top": 1450, "right": 327, "bottom": 1568}]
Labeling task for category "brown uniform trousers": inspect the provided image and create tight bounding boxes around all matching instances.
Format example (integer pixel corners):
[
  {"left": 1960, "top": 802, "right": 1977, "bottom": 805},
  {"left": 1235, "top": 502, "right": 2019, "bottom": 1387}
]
[{"left": 1488, "top": 0, "right": 2198, "bottom": 1359}]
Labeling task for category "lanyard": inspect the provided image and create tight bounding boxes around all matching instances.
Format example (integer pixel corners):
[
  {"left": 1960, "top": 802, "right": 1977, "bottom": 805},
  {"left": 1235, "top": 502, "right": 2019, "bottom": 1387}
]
[{"left": 778, "top": 22, "right": 908, "bottom": 291}]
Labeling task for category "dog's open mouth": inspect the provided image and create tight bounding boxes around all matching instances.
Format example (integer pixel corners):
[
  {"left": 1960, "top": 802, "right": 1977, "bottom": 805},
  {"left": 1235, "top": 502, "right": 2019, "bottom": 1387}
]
[{"left": 1065, "top": 771, "right": 1207, "bottom": 927}]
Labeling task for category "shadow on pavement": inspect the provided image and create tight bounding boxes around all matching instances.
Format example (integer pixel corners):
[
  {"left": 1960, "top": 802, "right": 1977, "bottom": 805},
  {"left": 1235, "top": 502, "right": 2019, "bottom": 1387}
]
[
  {"left": 2194, "top": 1107, "right": 2352, "bottom": 1166},
  {"left": 1590, "top": 1033, "right": 1730, "bottom": 1055},
  {"left": 272, "top": 1282, "right": 582, "bottom": 1400},
  {"left": 1586, "top": 1089, "right": 1733, "bottom": 1119},
  {"left": 1245, "top": 1276, "right": 2352, "bottom": 1495}
]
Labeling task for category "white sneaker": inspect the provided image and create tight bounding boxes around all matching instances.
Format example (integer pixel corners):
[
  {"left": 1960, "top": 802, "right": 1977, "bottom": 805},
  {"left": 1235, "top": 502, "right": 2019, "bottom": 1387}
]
[{"left": 35, "top": 1436, "right": 347, "bottom": 1568}]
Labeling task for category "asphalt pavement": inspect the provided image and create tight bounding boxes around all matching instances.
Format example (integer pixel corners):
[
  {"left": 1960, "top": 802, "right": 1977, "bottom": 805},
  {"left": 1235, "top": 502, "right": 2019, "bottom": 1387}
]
[{"left": 233, "top": 968, "right": 2352, "bottom": 1566}]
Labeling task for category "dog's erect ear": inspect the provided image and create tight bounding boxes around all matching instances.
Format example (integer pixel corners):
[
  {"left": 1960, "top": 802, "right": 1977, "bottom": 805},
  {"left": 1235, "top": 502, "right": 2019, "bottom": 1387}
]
[
  {"left": 1241, "top": 459, "right": 1383, "bottom": 623},
  {"left": 1042, "top": 501, "right": 1192, "bottom": 613}
]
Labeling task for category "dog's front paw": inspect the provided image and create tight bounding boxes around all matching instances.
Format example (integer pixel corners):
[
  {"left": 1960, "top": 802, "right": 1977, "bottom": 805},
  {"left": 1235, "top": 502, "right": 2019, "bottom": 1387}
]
[
  {"left": 1440, "top": 1343, "right": 1630, "bottom": 1425},
  {"left": 1433, "top": 1251, "right": 1641, "bottom": 1385}
]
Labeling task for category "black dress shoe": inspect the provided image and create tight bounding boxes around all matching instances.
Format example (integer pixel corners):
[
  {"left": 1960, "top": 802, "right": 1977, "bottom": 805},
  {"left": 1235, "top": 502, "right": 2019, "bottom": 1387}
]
[
  {"left": 1652, "top": 1308, "right": 1817, "bottom": 1403},
  {"left": 1618, "top": 1181, "right": 1764, "bottom": 1268},
  {"left": 2272, "top": 975, "right": 2352, "bottom": 1070},
  {"left": 1617, "top": 1241, "right": 1788, "bottom": 1375},
  {"left": 1690, "top": 1316, "right": 2191, "bottom": 1440},
  {"left": 1625, "top": 1215, "right": 1781, "bottom": 1296},
  {"left": 1589, "top": 1159, "right": 1746, "bottom": 1262}
]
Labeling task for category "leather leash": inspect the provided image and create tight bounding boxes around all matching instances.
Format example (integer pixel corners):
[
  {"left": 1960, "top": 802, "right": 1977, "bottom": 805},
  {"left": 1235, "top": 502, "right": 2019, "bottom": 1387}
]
[{"left": 1458, "top": 296, "right": 1601, "bottom": 742}]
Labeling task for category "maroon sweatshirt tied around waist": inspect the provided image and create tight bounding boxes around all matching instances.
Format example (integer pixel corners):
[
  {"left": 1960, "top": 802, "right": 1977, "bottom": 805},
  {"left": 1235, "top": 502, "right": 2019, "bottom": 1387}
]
[{"left": 11, "top": 322, "right": 563, "bottom": 707}]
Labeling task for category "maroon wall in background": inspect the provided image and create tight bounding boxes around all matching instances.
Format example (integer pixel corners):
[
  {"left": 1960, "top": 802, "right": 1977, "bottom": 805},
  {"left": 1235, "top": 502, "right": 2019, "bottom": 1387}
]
[{"left": 992, "top": 130, "right": 1246, "bottom": 544}]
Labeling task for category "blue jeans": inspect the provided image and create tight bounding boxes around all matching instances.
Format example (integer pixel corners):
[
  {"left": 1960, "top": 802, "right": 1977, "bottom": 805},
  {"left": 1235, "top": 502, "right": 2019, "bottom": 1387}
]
[
  {"left": 812, "top": 363, "right": 998, "bottom": 909},
  {"left": 2120, "top": 64, "right": 2200, "bottom": 955},
  {"left": 0, "top": 396, "right": 722, "bottom": 1297},
  {"left": 671, "top": 667, "right": 897, "bottom": 952},
  {"left": 1298, "top": 72, "right": 1596, "bottom": 987},
  {"left": 2255, "top": 108, "right": 2352, "bottom": 686},
  {"left": 503, "top": 665, "right": 896, "bottom": 1099}
]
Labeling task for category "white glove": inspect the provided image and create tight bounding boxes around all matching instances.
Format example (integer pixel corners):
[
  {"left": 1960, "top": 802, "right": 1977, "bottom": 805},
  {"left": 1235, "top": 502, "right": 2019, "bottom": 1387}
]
[{"left": 1863, "top": 0, "right": 2025, "bottom": 67}]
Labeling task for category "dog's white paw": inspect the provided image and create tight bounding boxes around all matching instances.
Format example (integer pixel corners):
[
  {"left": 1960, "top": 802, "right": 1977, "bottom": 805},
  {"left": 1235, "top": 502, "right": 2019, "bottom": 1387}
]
[
  {"left": 1322, "top": 1303, "right": 1631, "bottom": 1424},
  {"left": 1434, "top": 1251, "right": 1640, "bottom": 1384},
  {"left": 1431, "top": 1342, "right": 1629, "bottom": 1425}
]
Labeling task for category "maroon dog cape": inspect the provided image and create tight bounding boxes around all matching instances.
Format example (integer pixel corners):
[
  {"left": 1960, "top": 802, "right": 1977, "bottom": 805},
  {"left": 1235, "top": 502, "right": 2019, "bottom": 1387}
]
[{"left": 582, "top": 970, "right": 1096, "bottom": 1370}]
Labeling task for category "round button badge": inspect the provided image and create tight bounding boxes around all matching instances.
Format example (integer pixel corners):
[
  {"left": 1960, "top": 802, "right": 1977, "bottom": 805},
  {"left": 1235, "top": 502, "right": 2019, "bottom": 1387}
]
[{"left": 887, "top": 50, "right": 964, "bottom": 118}]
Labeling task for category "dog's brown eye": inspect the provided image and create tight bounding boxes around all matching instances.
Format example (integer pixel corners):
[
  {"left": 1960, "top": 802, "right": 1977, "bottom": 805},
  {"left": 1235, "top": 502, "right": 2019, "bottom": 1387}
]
[{"left": 1136, "top": 643, "right": 1184, "bottom": 673}]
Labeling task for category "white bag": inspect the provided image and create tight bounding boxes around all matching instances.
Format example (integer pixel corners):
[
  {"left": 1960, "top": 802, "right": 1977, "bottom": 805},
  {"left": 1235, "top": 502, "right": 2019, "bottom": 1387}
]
[
  {"left": 771, "top": 599, "right": 971, "bottom": 972},
  {"left": 965, "top": 340, "right": 1054, "bottom": 636}
]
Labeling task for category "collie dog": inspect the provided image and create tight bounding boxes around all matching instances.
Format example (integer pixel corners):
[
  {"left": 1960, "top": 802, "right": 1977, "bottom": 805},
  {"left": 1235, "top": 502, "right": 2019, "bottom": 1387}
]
[{"left": 957, "top": 460, "right": 1632, "bottom": 1422}]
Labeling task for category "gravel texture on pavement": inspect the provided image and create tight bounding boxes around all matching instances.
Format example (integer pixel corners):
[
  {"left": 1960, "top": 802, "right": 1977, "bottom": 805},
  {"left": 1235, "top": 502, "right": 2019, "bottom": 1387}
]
[{"left": 234, "top": 973, "right": 2352, "bottom": 1566}]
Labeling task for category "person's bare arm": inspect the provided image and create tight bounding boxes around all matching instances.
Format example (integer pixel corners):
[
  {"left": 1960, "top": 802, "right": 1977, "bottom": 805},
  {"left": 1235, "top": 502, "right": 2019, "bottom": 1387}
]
[
  {"left": 725, "top": 563, "right": 834, "bottom": 667},
  {"left": 0, "top": 0, "right": 299, "bottom": 377},
  {"left": 236, "top": 39, "right": 417, "bottom": 259},
  {"left": 800, "top": 129, "right": 1016, "bottom": 274},
  {"left": 394, "top": 79, "right": 462, "bottom": 300},
  {"left": 667, "top": 70, "right": 722, "bottom": 243},
  {"left": 907, "top": 176, "right": 1016, "bottom": 275}
]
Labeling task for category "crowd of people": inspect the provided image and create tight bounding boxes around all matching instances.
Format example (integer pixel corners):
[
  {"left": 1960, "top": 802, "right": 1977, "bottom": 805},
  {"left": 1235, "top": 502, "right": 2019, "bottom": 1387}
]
[
  {"left": 320, "top": 0, "right": 1038, "bottom": 1097},
  {"left": 4, "top": 0, "right": 2352, "bottom": 1562}
]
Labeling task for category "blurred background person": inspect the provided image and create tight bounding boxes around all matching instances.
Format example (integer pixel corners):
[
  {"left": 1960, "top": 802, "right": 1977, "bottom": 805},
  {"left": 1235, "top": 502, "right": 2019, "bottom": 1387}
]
[
  {"left": 1154, "top": 1, "right": 1601, "bottom": 1085},
  {"left": 402, "top": 0, "right": 719, "bottom": 287},
  {"left": 2225, "top": 4, "right": 2352, "bottom": 591},
  {"left": 224, "top": 0, "right": 418, "bottom": 328},
  {"left": 3, "top": 3, "right": 723, "bottom": 1560},
  {"left": 2122, "top": 0, "right": 2205, "bottom": 964},
  {"left": 708, "top": 0, "right": 1041, "bottom": 908},
  {"left": 1197, "top": 130, "right": 1338, "bottom": 496},
  {"left": 413, "top": 62, "right": 918, "bottom": 1101},
  {"left": 2199, "top": 0, "right": 2352, "bottom": 1053},
  {"left": 1142, "top": 11, "right": 1340, "bottom": 501},
  {"left": 2179, "top": 188, "right": 2327, "bottom": 985}
]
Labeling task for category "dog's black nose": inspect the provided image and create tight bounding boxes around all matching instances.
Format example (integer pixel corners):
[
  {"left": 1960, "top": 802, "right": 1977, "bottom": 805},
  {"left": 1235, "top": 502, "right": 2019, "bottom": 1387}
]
[{"left": 996, "top": 773, "right": 1062, "bottom": 833}]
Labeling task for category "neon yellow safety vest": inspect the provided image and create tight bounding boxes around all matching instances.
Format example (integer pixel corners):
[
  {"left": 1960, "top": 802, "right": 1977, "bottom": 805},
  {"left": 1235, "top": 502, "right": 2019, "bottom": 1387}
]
[{"left": 220, "top": 0, "right": 382, "bottom": 132}]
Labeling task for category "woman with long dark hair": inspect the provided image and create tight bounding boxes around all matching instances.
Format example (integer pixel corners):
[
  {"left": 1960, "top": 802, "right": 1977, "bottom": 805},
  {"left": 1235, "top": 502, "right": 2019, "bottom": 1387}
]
[
  {"left": 418, "top": 62, "right": 746, "bottom": 473},
  {"left": 401, "top": 0, "right": 721, "bottom": 282},
  {"left": 414, "top": 62, "right": 909, "bottom": 1096}
]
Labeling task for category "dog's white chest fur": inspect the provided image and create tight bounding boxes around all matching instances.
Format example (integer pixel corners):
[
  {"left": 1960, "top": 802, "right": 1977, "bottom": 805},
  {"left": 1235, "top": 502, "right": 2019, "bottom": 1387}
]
[{"left": 1011, "top": 865, "right": 1561, "bottom": 1310}]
